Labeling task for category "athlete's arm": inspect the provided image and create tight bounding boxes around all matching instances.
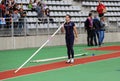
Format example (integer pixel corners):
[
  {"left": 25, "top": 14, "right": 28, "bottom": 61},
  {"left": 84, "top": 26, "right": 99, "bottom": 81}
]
[
  {"left": 73, "top": 26, "right": 78, "bottom": 38},
  {"left": 61, "top": 26, "right": 64, "bottom": 33}
]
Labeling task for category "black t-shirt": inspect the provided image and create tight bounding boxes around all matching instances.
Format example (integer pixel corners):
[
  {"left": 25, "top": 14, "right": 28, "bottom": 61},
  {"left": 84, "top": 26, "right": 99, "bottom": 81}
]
[{"left": 64, "top": 21, "right": 75, "bottom": 37}]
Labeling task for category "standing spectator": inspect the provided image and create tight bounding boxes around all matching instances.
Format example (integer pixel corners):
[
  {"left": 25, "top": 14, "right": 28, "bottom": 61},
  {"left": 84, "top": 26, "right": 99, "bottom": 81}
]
[
  {"left": 12, "top": 10, "right": 20, "bottom": 28},
  {"left": 0, "top": 8, "right": 2, "bottom": 17},
  {"left": 7, "top": 0, "right": 15, "bottom": 10},
  {"left": 5, "top": 10, "right": 12, "bottom": 28},
  {"left": 32, "top": 0, "right": 38, "bottom": 10},
  {"left": 18, "top": 8, "right": 26, "bottom": 34},
  {"left": 85, "top": 13, "right": 94, "bottom": 46},
  {"left": 28, "top": 0, "right": 33, "bottom": 10},
  {"left": 97, "top": 0, "right": 107, "bottom": 17},
  {"left": 19, "top": 8, "right": 26, "bottom": 28},
  {"left": 98, "top": 16, "right": 106, "bottom": 47},
  {"left": 93, "top": 15, "right": 100, "bottom": 46},
  {"left": 41, "top": 0, "right": 47, "bottom": 10},
  {"left": 35, "top": 1, "right": 44, "bottom": 21},
  {"left": 6, "top": 4, "right": 11, "bottom": 10},
  {"left": 61, "top": 14, "right": 78, "bottom": 63},
  {"left": 13, "top": 3, "right": 19, "bottom": 11},
  {"left": 0, "top": 1, "right": 6, "bottom": 17}
]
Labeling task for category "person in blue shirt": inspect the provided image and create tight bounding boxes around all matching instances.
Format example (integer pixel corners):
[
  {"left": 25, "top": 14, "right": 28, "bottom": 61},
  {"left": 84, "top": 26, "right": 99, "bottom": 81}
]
[
  {"left": 61, "top": 14, "right": 78, "bottom": 63},
  {"left": 99, "top": 16, "right": 105, "bottom": 47},
  {"left": 93, "top": 15, "right": 100, "bottom": 46}
]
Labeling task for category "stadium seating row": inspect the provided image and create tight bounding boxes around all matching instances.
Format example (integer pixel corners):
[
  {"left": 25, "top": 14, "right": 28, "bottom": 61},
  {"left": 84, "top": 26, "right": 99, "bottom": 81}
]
[
  {"left": 91, "top": 6, "right": 120, "bottom": 11},
  {"left": 82, "top": 1, "right": 120, "bottom": 6}
]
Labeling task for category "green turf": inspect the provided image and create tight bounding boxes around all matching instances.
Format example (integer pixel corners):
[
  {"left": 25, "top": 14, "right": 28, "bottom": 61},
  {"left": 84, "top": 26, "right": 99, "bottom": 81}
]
[
  {"left": 0, "top": 42, "right": 120, "bottom": 72},
  {"left": 3, "top": 57, "right": 120, "bottom": 81}
]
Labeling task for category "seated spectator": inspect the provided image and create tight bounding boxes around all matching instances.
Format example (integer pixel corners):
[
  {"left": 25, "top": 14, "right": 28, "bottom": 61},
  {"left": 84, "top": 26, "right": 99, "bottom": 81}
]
[
  {"left": 45, "top": 8, "right": 50, "bottom": 17},
  {"left": 44, "top": 8, "right": 54, "bottom": 23}
]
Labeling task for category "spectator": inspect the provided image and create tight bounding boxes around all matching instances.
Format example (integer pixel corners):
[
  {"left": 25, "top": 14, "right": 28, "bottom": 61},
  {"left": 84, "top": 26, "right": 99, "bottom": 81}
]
[
  {"left": 18, "top": 3, "right": 23, "bottom": 9},
  {"left": 0, "top": 17, "right": 6, "bottom": 29},
  {"left": 0, "top": 8, "right": 2, "bottom": 17},
  {"left": 19, "top": 8, "right": 26, "bottom": 28},
  {"left": 18, "top": 8, "right": 26, "bottom": 34},
  {"left": 41, "top": 0, "right": 47, "bottom": 10},
  {"left": 28, "top": 0, "right": 33, "bottom": 10},
  {"left": 7, "top": 0, "right": 15, "bottom": 10},
  {"left": 13, "top": 3, "right": 19, "bottom": 11},
  {"left": 35, "top": 1, "right": 44, "bottom": 21},
  {"left": 98, "top": 16, "right": 106, "bottom": 47},
  {"left": 12, "top": 10, "right": 20, "bottom": 28},
  {"left": 85, "top": 13, "right": 94, "bottom": 46},
  {"left": 97, "top": 0, "right": 107, "bottom": 17},
  {"left": 5, "top": 10, "right": 12, "bottom": 28},
  {"left": 93, "top": 15, "right": 100, "bottom": 46},
  {"left": 0, "top": 1, "right": 6, "bottom": 17},
  {"left": 32, "top": 0, "right": 38, "bottom": 10},
  {"left": 6, "top": 4, "right": 11, "bottom": 10},
  {"left": 45, "top": 8, "right": 50, "bottom": 17},
  {"left": 44, "top": 8, "right": 54, "bottom": 23}
]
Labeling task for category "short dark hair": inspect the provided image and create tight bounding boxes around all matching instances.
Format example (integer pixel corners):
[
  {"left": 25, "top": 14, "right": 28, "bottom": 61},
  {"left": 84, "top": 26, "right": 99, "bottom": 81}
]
[
  {"left": 66, "top": 14, "right": 71, "bottom": 19},
  {"left": 89, "top": 13, "right": 92, "bottom": 17}
]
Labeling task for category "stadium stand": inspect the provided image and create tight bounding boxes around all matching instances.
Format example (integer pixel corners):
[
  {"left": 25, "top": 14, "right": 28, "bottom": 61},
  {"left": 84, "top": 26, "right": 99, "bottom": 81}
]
[
  {"left": 81, "top": 0, "right": 120, "bottom": 30},
  {"left": 21, "top": 0, "right": 120, "bottom": 29},
  {"left": 0, "top": 0, "right": 120, "bottom": 36}
]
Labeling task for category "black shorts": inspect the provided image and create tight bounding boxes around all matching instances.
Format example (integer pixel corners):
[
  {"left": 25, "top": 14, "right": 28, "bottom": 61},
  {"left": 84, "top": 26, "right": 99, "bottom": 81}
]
[{"left": 99, "top": 13, "right": 104, "bottom": 17}]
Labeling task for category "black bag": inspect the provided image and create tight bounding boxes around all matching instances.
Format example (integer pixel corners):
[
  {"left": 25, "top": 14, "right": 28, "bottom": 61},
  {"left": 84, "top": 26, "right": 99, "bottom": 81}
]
[{"left": 84, "top": 19, "right": 89, "bottom": 30}]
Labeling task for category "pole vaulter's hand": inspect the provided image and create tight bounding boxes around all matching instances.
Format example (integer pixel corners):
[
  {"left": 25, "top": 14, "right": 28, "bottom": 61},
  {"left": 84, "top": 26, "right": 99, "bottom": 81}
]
[{"left": 75, "top": 36, "right": 78, "bottom": 42}]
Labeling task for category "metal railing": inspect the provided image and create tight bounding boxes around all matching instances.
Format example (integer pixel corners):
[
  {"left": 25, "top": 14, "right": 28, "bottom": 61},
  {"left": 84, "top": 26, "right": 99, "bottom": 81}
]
[{"left": 0, "top": 17, "right": 120, "bottom": 37}]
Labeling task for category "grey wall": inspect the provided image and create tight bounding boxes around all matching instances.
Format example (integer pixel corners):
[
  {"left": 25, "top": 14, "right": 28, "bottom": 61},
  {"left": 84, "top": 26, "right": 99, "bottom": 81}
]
[{"left": 0, "top": 32, "right": 120, "bottom": 50}]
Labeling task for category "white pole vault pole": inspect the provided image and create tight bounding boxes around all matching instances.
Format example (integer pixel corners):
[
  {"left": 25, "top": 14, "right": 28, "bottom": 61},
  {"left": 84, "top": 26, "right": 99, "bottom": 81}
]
[{"left": 14, "top": 22, "right": 65, "bottom": 73}]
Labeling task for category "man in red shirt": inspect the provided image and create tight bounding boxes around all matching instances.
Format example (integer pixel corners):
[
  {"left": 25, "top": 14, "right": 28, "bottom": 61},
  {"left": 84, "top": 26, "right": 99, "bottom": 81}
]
[
  {"left": 0, "top": 1, "right": 6, "bottom": 17},
  {"left": 97, "top": 0, "right": 107, "bottom": 17}
]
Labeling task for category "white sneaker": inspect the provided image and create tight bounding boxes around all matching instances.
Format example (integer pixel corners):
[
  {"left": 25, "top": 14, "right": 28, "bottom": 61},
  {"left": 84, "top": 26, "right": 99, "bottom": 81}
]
[
  {"left": 66, "top": 59, "right": 71, "bottom": 63},
  {"left": 71, "top": 59, "right": 74, "bottom": 63}
]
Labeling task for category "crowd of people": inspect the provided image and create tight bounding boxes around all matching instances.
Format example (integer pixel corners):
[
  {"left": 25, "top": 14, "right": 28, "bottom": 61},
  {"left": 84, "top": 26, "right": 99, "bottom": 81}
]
[
  {"left": 85, "top": 13, "right": 106, "bottom": 47},
  {"left": 0, "top": 0, "right": 106, "bottom": 47},
  {"left": 0, "top": 0, "right": 26, "bottom": 29},
  {"left": 0, "top": 0, "right": 51, "bottom": 29},
  {"left": 28, "top": 0, "right": 53, "bottom": 22},
  {"left": 85, "top": 0, "right": 106, "bottom": 47}
]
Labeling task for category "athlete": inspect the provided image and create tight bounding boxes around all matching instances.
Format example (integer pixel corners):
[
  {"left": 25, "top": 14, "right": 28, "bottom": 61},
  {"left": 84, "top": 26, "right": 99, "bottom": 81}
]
[{"left": 61, "top": 14, "right": 78, "bottom": 63}]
